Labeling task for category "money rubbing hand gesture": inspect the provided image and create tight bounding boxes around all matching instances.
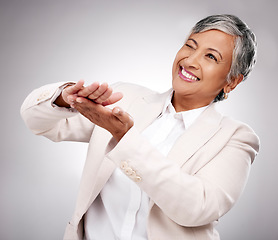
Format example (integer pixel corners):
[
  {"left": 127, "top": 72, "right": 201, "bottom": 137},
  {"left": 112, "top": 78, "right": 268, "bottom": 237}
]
[{"left": 55, "top": 80, "right": 134, "bottom": 141}]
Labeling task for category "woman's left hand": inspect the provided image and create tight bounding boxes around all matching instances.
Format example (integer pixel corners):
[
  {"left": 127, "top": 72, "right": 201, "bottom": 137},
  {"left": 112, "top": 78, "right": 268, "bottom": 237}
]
[{"left": 71, "top": 96, "right": 134, "bottom": 142}]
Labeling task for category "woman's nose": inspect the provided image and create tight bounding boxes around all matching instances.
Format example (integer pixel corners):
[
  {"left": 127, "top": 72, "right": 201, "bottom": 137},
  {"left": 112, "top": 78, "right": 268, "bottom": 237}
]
[{"left": 185, "top": 52, "right": 200, "bottom": 70}]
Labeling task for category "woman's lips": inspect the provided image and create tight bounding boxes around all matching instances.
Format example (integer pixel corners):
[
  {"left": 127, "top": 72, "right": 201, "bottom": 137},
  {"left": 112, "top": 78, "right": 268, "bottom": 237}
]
[{"left": 178, "top": 67, "right": 199, "bottom": 82}]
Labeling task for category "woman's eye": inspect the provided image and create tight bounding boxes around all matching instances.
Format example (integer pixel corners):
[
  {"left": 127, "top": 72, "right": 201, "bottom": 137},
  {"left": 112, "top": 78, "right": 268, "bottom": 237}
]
[
  {"left": 207, "top": 53, "right": 218, "bottom": 62},
  {"left": 185, "top": 44, "right": 194, "bottom": 49}
]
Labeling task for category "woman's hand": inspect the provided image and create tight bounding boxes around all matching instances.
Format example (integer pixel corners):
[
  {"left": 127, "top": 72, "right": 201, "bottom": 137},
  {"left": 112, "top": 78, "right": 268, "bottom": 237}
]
[
  {"left": 76, "top": 82, "right": 123, "bottom": 106},
  {"left": 54, "top": 80, "right": 85, "bottom": 108},
  {"left": 55, "top": 80, "right": 131, "bottom": 141},
  {"left": 68, "top": 81, "right": 123, "bottom": 107},
  {"left": 71, "top": 96, "right": 134, "bottom": 141},
  {"left": 55, "top": 80, "right": 123, "bottom": 108}
]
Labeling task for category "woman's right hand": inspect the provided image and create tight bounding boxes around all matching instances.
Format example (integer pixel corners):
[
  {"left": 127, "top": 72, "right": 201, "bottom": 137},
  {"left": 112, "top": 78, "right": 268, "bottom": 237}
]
[
  {"left": 54, "top": 80, "right": 85, "bottom": 108},
  {"left": 75, "top": 81, "right": 123, "bottom": 106},
  {"left": 55, "top": 80, "right": 123, "bottom": 108}
]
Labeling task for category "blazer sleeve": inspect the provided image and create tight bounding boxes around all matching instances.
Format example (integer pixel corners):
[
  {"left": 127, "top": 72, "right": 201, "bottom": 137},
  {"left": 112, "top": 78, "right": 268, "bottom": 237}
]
[
  {"left": 20, "top": 81, "right": 150, "bottom": 143},
  {"left": 105, "top": 122, "right": 259, "bottom": 227},
  {"left": 20, "top": 82, "right": 94, "bottom": 142}
]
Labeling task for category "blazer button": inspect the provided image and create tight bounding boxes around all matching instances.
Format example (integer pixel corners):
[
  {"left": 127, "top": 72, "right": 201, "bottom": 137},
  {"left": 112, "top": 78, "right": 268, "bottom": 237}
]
[
  {"left": 125, "top": 167, "right": 133, "bottom": 176},
  {"left": 134, "top": 176, "right": 142, "bottom": 182},
  {"left": 120, "top": 161, "right": 128, "bottom": 170},
  {"left": 130, "top": 170, "right": 137, "bottom": 178},
  {"left": 37, "top": 91, "right": 50, "bottom": 101}
]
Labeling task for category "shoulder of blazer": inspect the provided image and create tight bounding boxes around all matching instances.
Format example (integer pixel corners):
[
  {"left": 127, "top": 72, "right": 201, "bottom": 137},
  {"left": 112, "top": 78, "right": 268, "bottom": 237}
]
[
  {"left": 219, "top": 114, "right": 260, "bottom": 156},
  {"left": 186, "top": 104, "right": 259, "bottom": 158},
  {"left": 112, "top": 82, "right": 157, "bottom": 98},
  {"left": 111, "top": 81, "right": 171, "bottom": 108},
  {"left": 204, "top": 104, "right": 259, "bottom": 145}
]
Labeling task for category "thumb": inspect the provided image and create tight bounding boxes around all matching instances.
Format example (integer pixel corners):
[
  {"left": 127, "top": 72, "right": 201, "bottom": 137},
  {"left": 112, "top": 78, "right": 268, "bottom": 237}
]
[{"left": 112, "top": 107, "right": 134, "bottom": 125}]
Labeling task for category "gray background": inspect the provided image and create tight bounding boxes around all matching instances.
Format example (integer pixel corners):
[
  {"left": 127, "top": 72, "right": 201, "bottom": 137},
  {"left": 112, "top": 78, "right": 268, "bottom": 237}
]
[{"left": 1, "top": 0, "right": 277, "bottom": 239}]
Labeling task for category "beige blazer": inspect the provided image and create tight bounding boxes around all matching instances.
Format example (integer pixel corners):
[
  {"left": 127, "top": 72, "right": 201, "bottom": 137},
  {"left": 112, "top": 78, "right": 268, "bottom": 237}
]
[{"left": 21, "top": 82, "right": 259, "bottom": 240}]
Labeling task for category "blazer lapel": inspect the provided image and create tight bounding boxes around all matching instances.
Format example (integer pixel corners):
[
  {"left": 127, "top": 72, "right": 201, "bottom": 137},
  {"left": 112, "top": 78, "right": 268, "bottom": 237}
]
[
  {"left": 127, "top": 89, "right": 172, "bottom": 132},
  {"left": 128, "top": 93, "right": 223, "bottom": 168},
  {"left": 167, "top": 104, "right": 223, "bottom": 167}
]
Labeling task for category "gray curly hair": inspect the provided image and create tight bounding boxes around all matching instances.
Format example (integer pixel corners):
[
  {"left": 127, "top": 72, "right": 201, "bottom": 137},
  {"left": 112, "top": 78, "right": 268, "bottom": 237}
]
[{"left": 190, "top": 14, "right": 257, "bottom": 102}]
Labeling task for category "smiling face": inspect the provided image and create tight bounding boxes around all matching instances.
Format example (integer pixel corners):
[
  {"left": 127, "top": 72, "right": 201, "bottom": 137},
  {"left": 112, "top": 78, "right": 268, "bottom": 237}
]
[{"left": 172, "top": 29, "right": 241, "bottom": 111}]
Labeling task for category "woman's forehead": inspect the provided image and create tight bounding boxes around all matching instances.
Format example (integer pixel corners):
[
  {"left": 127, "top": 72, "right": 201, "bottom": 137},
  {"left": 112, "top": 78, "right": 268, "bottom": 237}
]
[{"left": 187, "top": 30, "right": 235, "bottom": 56}]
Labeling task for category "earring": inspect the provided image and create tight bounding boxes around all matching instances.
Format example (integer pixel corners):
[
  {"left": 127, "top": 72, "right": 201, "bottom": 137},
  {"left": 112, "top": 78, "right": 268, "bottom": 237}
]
[{"left": 224, "top": 92, "right": 228, "bottom": 99}]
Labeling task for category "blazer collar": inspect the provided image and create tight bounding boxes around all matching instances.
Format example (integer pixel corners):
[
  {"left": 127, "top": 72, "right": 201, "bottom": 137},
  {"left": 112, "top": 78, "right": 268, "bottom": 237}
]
[
  {"left": 127, "top": 89, "right": 173, "bottom": 131},
  {"left": 127, "top": 90, "right": 223, "bottom": 167}
]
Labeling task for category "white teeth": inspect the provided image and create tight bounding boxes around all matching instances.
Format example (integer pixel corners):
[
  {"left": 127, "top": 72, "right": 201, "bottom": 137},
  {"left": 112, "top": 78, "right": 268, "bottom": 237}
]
[{"left": 181, "top": 69, "right": 198, "bottom": 81}]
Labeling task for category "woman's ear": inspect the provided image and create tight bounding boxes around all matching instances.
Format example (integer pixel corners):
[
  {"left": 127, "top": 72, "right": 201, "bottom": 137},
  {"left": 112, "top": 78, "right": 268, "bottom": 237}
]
[{"left": 224, "top": 74, "right": 244, "bottom": 93}]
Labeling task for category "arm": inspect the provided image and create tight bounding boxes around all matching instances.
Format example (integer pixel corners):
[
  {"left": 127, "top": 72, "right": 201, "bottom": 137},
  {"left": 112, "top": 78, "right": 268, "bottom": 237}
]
[
  {"left": 20, "top": 81, "right": 124, "bottom": 142},
  {"left": 20, "top": 81, "right": 91, "bottom": 142},
  {"left": 105, "top": 124, "right": 259, "bottom": 227}
]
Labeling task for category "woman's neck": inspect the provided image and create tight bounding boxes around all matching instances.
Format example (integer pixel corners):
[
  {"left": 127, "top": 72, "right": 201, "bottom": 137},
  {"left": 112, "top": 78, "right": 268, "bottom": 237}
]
[{"left": 171, "top": 92, "right": 212, "bottom": 112}]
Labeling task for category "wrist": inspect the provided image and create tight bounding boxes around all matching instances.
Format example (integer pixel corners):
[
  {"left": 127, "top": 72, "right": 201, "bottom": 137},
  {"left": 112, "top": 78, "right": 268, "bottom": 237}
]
[
  {"left": 54, "top": 94, "right": 71, "bottom": 108},
  {"left": 54, "top": 84, "right": 74, "bottom": 108}
]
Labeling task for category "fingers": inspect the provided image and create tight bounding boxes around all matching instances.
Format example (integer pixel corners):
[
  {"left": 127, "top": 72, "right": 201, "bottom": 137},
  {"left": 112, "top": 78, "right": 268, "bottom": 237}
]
[
  {"left": 87, "top": 82, "right": 109, "bottom": 100},
  {"left": 92, "top": 86, "right": 113, "bottom": 104},
  {"left": 77, "top": 82, "right": 100, "bottom": 98},
  {"left": 102, "top": 92, "right": 123, "bottom": 106},
  {"left": 66, "top": 80, "right": 122, "bottom": 106},
  {"left": 67, "top": 94, "right": 78, "bottom": 108},
  {"left": 76, "top": 82, "right": 115, "bottom": 104},
  {"left": 64, "top": 79, "right": 85, "bottom": 95},
  {"left": 72, "top": 98, "right": 133, "bottom": 142},
  {"left": 72, "top": 96, "right": 96, "bottom": 111},
  {"left": 61, "top": 80, "right": 84, "bottom": 105}
]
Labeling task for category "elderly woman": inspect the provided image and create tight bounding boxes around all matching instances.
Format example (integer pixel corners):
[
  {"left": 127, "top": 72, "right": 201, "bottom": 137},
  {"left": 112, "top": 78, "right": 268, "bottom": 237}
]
[{"left": 21, "top": 14, "right": 259, "bottom": 240}]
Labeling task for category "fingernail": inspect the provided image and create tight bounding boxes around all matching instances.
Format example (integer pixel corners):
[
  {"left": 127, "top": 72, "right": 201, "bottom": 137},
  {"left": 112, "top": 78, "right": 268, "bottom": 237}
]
[{"left": 76, "top": 98, "right": 83, "bottom": 103}]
